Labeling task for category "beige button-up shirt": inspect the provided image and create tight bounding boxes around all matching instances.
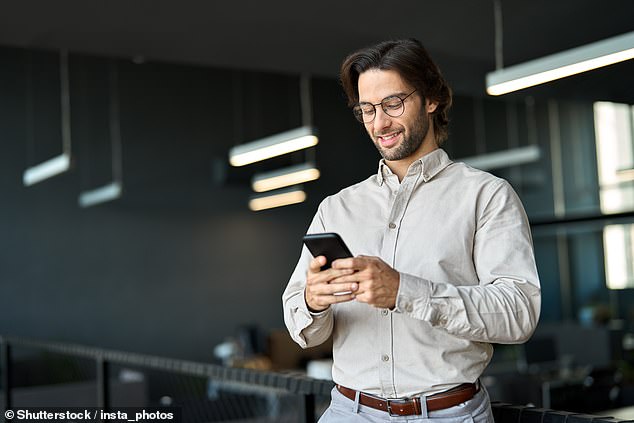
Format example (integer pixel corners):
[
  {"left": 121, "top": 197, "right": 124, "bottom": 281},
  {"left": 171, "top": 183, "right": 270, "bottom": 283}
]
[{"left": 282, "top": 148, "right": 541, "bottom": 398}]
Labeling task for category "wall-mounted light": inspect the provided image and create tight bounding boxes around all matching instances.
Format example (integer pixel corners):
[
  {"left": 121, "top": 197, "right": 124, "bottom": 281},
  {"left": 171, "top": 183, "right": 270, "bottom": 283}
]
[
  {"left": 248, "top": 185, "right": 306, "bottom": 211},
  {"left": 486, "top": 31, "right": 634, "bottom": 96},
  {"left": 252, "top": 162, "right": 320, "bottom": 193},
  {"left": 228, "top": 126, "right": 318, "bottom": 167}
]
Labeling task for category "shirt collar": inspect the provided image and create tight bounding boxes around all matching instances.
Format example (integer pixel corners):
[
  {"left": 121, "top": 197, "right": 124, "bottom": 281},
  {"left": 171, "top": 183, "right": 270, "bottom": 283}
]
[{"left": 376, "top": 148, "right": 453, "bottom": 185}]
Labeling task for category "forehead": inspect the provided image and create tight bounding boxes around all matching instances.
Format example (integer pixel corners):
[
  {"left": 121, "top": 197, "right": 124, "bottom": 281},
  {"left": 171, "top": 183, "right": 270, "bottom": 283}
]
[{"left": 357, "top": 69, "right": 412, "bottom": 103}]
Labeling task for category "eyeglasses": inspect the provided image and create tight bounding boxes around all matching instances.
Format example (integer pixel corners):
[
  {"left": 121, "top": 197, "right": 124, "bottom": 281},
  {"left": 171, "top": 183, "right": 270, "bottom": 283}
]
[{"left": 352, "top": 90, "right": 417, "bottom": 123}]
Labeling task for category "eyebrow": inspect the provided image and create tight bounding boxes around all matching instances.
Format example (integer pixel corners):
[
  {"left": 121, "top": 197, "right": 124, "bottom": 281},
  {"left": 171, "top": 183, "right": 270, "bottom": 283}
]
[{"left": 358, "top": 92, "right": 409, "bottom": 104}]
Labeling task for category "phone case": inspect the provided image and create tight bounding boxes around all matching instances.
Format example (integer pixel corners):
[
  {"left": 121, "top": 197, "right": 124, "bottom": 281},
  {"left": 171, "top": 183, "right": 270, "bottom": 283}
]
[{"left": 303, "top": 232, "right": 353, "bottom": 269}]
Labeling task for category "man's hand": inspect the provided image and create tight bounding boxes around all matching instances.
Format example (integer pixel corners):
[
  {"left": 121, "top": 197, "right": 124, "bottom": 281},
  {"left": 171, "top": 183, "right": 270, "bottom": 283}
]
[
  {"left": 331, "top": 256, "right": 400, "bottom": 309},
  {"left": 305, "top": 256, "right": 358, "bottom": 312}
]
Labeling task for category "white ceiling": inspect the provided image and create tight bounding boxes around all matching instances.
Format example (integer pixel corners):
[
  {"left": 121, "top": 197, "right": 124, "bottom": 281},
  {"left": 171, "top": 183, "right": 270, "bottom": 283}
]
[{"left": 1, "top": 0, "right": 633, "bottom": 98}]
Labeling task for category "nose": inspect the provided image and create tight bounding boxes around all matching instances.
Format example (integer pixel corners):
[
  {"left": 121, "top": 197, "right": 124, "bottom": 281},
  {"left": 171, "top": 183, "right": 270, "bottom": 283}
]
[{"left": 372, "top": 106, "right": 392, "bottom": 130}]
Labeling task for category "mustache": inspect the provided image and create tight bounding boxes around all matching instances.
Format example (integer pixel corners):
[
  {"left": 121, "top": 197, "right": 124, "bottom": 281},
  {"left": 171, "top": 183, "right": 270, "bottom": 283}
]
[{"left": 374, "top": 129, "right": 402, "bottom": 137}]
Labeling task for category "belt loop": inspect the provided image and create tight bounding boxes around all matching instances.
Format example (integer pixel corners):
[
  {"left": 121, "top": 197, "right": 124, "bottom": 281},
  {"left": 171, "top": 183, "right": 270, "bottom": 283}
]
[
  {"left": 418, "top": 393, "right": 429, "bottom": 418},
  {"left": 352, "top": 390, "right": 361, "bottom": 413}
]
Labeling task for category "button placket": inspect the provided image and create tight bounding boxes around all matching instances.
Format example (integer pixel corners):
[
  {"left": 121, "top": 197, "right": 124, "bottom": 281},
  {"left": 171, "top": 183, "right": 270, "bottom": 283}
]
[{"left": 377, "top": 167, "right": 422, "bottom": 396}]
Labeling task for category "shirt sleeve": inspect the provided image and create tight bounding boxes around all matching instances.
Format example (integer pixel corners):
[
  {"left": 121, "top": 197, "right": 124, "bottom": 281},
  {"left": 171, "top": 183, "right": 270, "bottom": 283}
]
[
  {"left": 282, "top": 203, "right": 335, "bottom": 349},
  {"left": 394, "top": 180, "right": 541, "bottom": 344}
]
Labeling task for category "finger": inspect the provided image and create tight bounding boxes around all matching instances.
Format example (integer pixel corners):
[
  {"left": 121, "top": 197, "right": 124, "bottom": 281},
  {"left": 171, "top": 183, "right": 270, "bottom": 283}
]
[
  {"left": 351, "top": 291, "right": 377, "bottom": 305},
  {"left": 306, "top": 286, "right": 355, "bottom": 307},
  {"left": 308, "top": 256, "right": 327, "bottom": 273},
  {"left": 329, "top": 282, "right": 358, "bottom": 294},
  {"left": 309, "top": 280, "right": 358, "bottom": 296},
  {"left": 319, "top": 292, "right": 356, "bottom": 304},
  {"left": 306, "top": 268, "right": 355, "bottom": 286},
  {"left": 329, "top": 272, "right": 364, "bottom": 284},
  {"left": 332, "top": 256, "right": 367, "bottom": 270}
]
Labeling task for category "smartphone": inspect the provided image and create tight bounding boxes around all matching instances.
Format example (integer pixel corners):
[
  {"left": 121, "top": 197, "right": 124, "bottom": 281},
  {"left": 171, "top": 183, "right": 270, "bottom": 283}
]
[{"left": 302, "top": 232, "right": 353, "bottom": 270}]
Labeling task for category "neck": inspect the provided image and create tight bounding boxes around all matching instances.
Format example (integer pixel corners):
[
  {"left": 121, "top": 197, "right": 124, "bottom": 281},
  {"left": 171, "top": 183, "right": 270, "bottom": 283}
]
[{"left": 385, "top": 143, "right": 438, "bottom": 182}]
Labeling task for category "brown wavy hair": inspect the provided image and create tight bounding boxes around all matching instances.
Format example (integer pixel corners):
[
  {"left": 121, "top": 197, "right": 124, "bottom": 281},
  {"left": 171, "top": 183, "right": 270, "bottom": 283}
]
[{"left": 340, "top": 38, "right": 452, "bottom": 145}]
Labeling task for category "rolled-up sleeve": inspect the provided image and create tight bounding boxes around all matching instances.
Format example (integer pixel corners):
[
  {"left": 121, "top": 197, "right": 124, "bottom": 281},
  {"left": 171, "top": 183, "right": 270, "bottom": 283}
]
[{"left": 395, "top": 180, "right": 541, "bottom": 344}]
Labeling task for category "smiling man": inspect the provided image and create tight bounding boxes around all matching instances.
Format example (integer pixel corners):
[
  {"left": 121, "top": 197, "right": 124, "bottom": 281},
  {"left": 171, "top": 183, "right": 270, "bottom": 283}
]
[{"left": 282, "top": 39, "right": 541, "bottom": 422}]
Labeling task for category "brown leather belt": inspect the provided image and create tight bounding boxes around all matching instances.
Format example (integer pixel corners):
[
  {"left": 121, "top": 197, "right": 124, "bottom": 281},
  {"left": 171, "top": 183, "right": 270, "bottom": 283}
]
[{"left": 336, "top": 383, "right": 479, "bottom": 416}]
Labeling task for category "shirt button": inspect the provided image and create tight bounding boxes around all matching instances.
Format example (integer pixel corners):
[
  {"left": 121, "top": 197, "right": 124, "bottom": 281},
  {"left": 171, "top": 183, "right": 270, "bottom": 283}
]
[
  {"left": 381, "top": 309, "right": 389, "bottom": 316},
  {"left": 423, "top": 173, "right": 429, "bottom": 180},
  {"left": 388, "top": 222, "right": 396, "bottom": 229},
  {"left": 381, "top": 354, "right": 390, "bottom": 362},
  {"left": 405, "top": 304, "right": 413, "bottom": 313}
]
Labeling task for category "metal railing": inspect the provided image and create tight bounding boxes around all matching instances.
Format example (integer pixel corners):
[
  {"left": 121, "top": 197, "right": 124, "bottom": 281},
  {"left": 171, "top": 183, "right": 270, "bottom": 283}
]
[
  {"left": 0, "top": 336, "right": 333, "bottom": 422},
  {"left": 0, "top": 336, "right": 628, "bottom": 422}
]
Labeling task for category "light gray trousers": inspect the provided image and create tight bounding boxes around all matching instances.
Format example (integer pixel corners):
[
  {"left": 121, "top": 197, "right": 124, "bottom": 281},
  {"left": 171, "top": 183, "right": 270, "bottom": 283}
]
[{"left": 318, "top": 385, "right": 494, "bottom": 422}]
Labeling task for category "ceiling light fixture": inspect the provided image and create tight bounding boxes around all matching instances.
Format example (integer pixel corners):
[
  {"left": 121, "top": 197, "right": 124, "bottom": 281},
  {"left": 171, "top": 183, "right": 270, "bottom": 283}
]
[
  {"left": 459, "top": 145, "right": 541, "bottom": 171},
  {"left": 228, "top": 125, "right": 318, "bottom": 167},
  {"left": 487, "top": 31, "right": 634, "bottom": 96},
  {"left": 23, "top": 50, "right": 72, "bottom": 186},
  {"left": 79, "top": 181, "right": 122, "bottom": 208},
  {"left": 23, "top": 154, "right": 71, "bottom": 186},
  {"left": 252, "top": 162, "right": 320, "bottom": 193},
  {"left": 78, "top": 61, "right": 124, "bottom": 207},
  {"left": 248, "top": 185, "right": 307, "bottom": 211}
]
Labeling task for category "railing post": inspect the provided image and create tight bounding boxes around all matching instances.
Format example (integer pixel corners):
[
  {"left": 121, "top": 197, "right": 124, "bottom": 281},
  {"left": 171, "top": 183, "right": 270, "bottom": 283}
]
[
  {"left": 96, "top": 354, "right": 109, "bottom": 409},
  {"left": 301, "top": 393, "right": 315, "bottom": 423},
  {"left": 1, "top": 337, "right": 12, "bottom": 412}
]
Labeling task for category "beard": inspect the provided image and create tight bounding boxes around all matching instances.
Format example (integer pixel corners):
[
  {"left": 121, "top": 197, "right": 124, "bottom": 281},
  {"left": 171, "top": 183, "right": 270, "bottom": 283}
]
[{"left": 372, "top": 112, "right": 430, "bottom": 161}]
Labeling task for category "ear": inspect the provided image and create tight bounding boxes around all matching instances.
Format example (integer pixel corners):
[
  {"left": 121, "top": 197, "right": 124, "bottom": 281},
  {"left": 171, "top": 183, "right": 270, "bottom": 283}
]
[{"left": 425, "top": 99, "right": 438, "bottom": 114}]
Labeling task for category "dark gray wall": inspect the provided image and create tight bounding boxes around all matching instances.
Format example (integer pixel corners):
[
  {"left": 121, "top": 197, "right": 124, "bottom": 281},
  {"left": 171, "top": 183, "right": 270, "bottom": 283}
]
[
  {"left": 0, "top": 47, "right": 381, "bottom": 361},
  {"left": 0, "top": 45, "right": 626, "bottom": 363}
]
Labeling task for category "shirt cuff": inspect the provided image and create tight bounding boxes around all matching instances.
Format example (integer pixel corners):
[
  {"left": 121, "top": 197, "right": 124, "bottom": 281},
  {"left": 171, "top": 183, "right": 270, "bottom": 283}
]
[
  {"left": 291, "top": 291, "right": 332, "bottom": 332},
  {"left": 394, "top": 272, "right": 434, "bottom": 321},
  {"left": 309, "top": 307, "right": 331, "bottom": 317}
]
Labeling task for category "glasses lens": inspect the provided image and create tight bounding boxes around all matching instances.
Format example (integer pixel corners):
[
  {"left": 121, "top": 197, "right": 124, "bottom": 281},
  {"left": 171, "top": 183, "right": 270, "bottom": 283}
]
[
  {"left": 382, "top": 97, "right": 404, "bottom": 117},
  {"left": 353, "top": 104, "right": 375, "bottom": 123}
]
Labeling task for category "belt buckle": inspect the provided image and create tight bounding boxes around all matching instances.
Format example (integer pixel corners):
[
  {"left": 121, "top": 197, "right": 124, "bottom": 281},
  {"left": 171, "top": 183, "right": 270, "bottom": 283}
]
[{"left": 386, "top": 397, "right": 413, "bottom": 417}]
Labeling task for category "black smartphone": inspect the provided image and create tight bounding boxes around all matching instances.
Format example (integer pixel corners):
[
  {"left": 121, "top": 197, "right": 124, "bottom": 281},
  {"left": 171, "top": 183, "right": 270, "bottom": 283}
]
[{"left": 303, "top": 232, "right": 353, "bottom": 270}]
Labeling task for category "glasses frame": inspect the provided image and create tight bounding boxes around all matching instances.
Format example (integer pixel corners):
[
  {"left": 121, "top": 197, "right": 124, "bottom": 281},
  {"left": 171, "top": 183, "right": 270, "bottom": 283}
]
[{"left": 353, "top": 89, "right": 417, "bottom": 123}]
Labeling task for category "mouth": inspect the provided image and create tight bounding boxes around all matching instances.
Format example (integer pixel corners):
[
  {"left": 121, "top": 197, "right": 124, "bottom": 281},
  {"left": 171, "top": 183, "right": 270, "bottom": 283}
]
[{"left": 377, "top": 131, "right": 402, "bottom": 148}]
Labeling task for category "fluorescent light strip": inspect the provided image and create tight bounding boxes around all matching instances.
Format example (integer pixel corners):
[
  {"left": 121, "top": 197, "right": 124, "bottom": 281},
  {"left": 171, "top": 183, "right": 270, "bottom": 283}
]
[
  {"left": 487, "top": 31, "right": 634, "bottom": 95},
  {"left": 252, "top": 163, "right": 320, "bottom": 192},
  {"left": 229, "top": 126, "right": 318, "bottom": 167},
  {"left": 78, "top": 182, "right": 122, "bottom": 208},
  {"left": 249, "top": 186, "right": 306, "bottom": 211},
  {"left": 618, "top": 168, "right": 634, "bottom": 181},
  {"left": 23, "top": 153, "right": 71, "bottom": 186},
  {"left": 459, "top": 145, "right": 540, "bottom": 171}
]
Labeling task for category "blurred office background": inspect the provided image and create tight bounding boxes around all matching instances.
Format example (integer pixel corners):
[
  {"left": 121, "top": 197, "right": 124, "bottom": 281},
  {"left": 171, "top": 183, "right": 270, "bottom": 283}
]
[{"left": 1, "top": 0, "right": 634, "bottom": 419}]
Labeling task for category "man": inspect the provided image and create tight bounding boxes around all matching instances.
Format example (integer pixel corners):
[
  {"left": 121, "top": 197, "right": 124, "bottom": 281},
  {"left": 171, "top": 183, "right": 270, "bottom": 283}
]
[{"left": 282, "top": 39, "right": 541, "bottom": 422}]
